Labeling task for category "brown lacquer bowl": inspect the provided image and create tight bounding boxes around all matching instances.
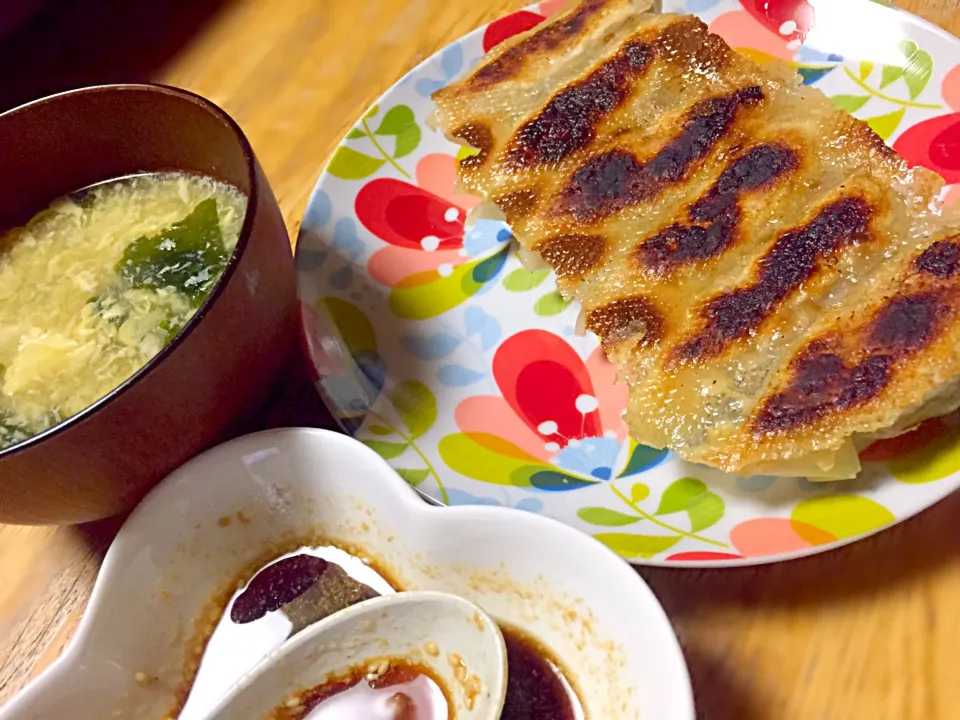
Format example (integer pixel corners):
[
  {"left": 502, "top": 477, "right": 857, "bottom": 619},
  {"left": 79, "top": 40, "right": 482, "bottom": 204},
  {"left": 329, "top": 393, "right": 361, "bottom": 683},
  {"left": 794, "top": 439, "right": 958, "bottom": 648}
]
[{"left": 0, "top": 84, "right": 296, "bottom": 524}]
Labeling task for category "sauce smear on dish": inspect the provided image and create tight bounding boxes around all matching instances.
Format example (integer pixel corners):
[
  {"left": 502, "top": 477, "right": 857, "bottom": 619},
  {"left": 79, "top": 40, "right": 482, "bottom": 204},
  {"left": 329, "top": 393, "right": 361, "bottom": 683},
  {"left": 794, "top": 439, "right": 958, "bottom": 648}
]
[{"left": 268, "top": 659, "right": 451, "bottom": 720}]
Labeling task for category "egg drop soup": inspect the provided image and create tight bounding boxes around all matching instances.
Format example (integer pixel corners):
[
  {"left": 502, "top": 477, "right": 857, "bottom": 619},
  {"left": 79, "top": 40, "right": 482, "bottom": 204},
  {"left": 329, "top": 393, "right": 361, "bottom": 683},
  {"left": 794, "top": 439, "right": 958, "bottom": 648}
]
[{"left": 0, "top": 172, "right": 247, "bottom": 450}]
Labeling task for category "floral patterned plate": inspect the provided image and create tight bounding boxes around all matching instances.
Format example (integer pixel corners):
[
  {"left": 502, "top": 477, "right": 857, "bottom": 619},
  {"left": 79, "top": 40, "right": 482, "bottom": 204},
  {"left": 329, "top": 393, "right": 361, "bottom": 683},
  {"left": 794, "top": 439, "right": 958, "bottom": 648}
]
[{"left": 296, "top": 0, "right": 960, "bottom": 566}]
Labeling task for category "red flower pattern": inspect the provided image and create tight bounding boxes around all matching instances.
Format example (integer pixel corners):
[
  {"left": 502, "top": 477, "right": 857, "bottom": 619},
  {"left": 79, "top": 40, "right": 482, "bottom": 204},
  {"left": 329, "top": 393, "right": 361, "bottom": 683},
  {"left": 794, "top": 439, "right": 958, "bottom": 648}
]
[
  {"left": 355, "top": 179, "right": 464, "bottom": 251},
  {"left": 893, "top": 112, "right": 960, "bottom": 185},
  {"left": 455, "top": 329, "right": 627, "bottom": 463},
  {"left": 739, "top": 0, "right": 814, "bottom": 43},
  {"left": 357, "top": 154, "right": 478, "bottom": 288}
]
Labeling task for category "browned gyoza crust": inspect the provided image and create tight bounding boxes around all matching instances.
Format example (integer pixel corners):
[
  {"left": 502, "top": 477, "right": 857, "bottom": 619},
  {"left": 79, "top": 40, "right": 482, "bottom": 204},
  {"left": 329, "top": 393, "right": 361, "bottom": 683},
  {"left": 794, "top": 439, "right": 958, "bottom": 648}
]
[{"left": 432, "top": 0, "right": 960, "bottom": 479}]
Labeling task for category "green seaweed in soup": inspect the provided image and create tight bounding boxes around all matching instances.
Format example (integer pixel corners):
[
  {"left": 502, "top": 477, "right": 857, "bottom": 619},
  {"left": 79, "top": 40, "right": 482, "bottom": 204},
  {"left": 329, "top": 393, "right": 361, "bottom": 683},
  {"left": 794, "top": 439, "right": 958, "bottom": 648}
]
[
  {"left": 0, "top": 173, "right": 247, "bottom": 451},
  {"left": 92, "top": 197, "right": 233, "bottom": 342},
  {"left": 117, "top": 197, "right": 230, "bottom": 302}
]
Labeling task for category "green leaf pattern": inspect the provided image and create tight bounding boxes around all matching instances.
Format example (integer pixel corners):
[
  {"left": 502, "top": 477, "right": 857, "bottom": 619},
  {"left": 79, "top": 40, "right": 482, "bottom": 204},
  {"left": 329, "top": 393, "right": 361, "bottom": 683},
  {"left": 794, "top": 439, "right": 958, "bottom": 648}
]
[
  {"left": 833, "top": 38, "right": 939, "bottom": 139},
  {"left": 630, "top": 482, "right": 650, "bottom": 503},
  {"left": 327, "top": 147, "right": 386, "bottom": 181},
  {"left": 687, "top": 490, "right": 725, "bottom": 533},
  {"left": 375, "top": 105, "right": 422, "bottom": 159},
  {"left": 899, "top": 40, "right": 934, "bottom": 100},
  {"left": 655, "top": 477, "right": 705, "bottom": 515},
  {"left": 534, "top": 291, "right": 571, "bottom": 316},
  {"left": 595, "top": 533, "right": 680, "bottom": 558},
  {"left": 357, "top": 381, "right": 448, "bottom": 503},
  {"left": 391, "top": 380, "right": 437, "bottom": 440},
  {"left": 830, "top": 94, "right": 870, "bottom": 113},
  {"left": 361, "top": 439, "right": 408, "bottom": 459},
  {"left": 327, "top": 103, "right": 422, "bottom": 180},
  {"left": 866, "top": 107, "right": 907, "bottom": 141},
  {"left": 578, "top": 479, "right": 728, "bottom": 557},
  {"left": 879, "top": 64, "right": 904, "bottom": 89},
  {"left": 577, "top": 507, "right": 641, "bottom": 527},
  {"left": 396, "top": 468, "right": 430, "bottom": 487},
  {"left": 503, "top": 267, "right": 551, "bottom": 292}
]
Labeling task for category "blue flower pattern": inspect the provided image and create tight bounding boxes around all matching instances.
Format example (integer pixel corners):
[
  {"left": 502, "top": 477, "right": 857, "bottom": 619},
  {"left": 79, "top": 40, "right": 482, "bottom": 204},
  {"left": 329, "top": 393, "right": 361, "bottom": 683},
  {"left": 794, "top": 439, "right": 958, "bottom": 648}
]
[
  {"left": 415, "top": 44, "right": 464, "bottom": 97},
  {"left": 553, "top": 436, "right": 623, "bottom": 482},
  {"left": 463, "top": 221, "right": 511, "bottom": 258},
  {"left": 446, "top": 488, "right": 545, "bottom": 513}
]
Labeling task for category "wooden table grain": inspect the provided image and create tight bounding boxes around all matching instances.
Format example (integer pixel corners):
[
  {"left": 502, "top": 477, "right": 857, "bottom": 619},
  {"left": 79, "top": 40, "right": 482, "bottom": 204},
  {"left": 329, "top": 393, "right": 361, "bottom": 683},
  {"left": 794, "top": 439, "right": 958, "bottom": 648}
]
[{"left": 1, "top": 1, "right": 959, "bottom": 717}]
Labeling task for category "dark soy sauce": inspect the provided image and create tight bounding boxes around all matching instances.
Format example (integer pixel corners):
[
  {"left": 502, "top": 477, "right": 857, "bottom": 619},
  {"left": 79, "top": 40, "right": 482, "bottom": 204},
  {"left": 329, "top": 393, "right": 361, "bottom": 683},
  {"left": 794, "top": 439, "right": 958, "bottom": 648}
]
[
  {"left": 181, "top": 547, "right": 585, "bottom": 720},
  {"left": 267, "top": 660, "right": 451, "bottom": 720},
  {"left": 499, "top": 624, "right": 583, "bottom": 720}
]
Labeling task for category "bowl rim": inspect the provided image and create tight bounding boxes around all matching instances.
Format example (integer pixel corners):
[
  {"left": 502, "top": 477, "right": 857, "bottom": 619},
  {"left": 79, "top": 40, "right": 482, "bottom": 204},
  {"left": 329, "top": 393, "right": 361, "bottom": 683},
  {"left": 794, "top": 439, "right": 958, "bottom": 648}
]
[{"left": 0, "top": 82, "right": 260, "bottom": 461}]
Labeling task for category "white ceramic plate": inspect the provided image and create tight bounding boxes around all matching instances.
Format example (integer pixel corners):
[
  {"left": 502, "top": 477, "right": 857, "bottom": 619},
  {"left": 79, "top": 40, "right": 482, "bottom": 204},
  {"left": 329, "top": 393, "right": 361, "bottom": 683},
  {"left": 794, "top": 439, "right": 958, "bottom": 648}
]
[
  {"left": 296, "top": 0, "right": 960, "bottom": 566},
  {"left": 0, "top": 429, "right": 693, "bottom": 719}
]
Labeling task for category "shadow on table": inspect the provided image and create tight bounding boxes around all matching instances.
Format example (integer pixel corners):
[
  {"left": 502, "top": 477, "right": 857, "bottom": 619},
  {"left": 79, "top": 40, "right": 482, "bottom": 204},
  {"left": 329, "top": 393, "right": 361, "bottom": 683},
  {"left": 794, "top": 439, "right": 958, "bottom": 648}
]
[
  {"left": 0, "top": 0, "right": 231, "bottom": 112},
  {"left": 679, "top": 641, "right": 769, "bottom": 720}
]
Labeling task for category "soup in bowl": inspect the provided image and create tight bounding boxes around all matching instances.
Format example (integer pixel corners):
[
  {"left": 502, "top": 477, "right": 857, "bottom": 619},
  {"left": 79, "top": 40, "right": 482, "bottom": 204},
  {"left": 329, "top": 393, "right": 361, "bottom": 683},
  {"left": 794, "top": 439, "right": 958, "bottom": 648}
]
[{"left": 0, "top": 84, "right": 296, "bottom": 525}]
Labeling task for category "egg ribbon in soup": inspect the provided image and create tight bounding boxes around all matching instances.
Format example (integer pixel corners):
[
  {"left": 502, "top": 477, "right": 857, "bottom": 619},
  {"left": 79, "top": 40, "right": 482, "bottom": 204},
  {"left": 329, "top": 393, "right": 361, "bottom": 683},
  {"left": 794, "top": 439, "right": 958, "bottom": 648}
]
[{"left": 0, "top": 172, "right": 247, "bottom": 450}]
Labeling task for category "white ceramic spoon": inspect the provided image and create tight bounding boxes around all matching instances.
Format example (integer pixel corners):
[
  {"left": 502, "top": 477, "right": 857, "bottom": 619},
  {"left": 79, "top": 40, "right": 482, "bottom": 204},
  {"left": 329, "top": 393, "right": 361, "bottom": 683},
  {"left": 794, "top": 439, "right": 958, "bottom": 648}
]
[{"left": 204, "top": 591, "right": 508, "bottom": 720}]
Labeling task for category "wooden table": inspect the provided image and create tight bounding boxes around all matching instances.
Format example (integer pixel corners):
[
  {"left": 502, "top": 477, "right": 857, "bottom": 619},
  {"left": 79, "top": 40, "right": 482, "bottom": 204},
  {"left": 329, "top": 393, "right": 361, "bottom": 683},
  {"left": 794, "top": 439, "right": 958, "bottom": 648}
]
[{"left": 1, "top": 1, "right": 959, "bottom": 717}]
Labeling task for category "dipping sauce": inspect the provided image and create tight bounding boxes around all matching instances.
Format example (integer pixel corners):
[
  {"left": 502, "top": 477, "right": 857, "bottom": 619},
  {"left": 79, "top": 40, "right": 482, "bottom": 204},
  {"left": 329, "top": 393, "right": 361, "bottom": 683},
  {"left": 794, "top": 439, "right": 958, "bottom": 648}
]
[
  {"left": 181, "top": 545, "right": 584, "bottom": 720},
  {"left": 0, "top": 172, "right": 246, "bottom": 450},
  {"left": 268, "top": 659, "right": 451, "bottom": 720},
  {"left": 500, "top": 624, "right": 582, "bottom": 720},
  {"left": 178, "top": 547, "right": 396, "bottom": 720}
]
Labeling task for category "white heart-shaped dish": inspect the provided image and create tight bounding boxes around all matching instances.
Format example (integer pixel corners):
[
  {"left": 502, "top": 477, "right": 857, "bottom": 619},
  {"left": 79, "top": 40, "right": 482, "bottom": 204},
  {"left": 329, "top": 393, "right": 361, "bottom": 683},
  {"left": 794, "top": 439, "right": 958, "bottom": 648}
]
[{"left": 1, "top": 428, "right": 693, "bottom": 719}]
